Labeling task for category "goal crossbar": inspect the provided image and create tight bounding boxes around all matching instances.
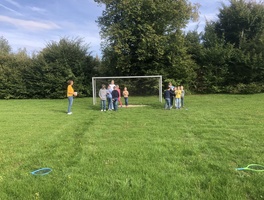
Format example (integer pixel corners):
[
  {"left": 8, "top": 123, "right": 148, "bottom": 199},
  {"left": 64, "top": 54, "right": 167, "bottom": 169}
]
[{"left": 92, "top": 75, "right": 163, "bottom": 105}]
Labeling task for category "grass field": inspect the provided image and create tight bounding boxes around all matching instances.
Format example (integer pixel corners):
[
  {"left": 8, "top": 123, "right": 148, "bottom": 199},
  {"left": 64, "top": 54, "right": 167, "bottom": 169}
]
[{"left": 0, "top": 94, "right": 264, "bottom": 200}]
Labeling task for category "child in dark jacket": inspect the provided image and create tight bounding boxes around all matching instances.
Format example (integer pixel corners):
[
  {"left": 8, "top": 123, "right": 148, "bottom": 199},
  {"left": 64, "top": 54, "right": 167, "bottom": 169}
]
[
  {"left": 164, "top": 87, "right": 171, "bottom": 110},
  {"left": 111, "top": 86, "right": 119, "bottom": 111}
]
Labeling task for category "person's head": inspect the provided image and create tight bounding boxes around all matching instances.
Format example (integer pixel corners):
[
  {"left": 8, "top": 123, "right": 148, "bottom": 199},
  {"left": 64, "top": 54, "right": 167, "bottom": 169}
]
[
  {"left": 111, "top": 80, "right": 115, "bottom": 84},
  {"left": 178, "top": 86, "right": 181, "bottom": 90},
  {"left": 108, "top": 84, "right": 111, "bottom": 89},
  {"left": 181, "top": 85, "right": 184, "bottom": 90},
  {"left": 167, "top": 86, "right": 170, "bottom": 90},
  {"left": 102, "top": 84, "right": 106, "bottom": 89},
  {"left": 67, "top": 80, "right": 73, "bottom": 85},
  {"left": 168, "top": 82, "right": 172, "bottom": 86},
  {"left": 116, "top": 84, "right": 119, "bottom": 89},
  {"left": 124, "top": 87, "right": 127, "bottom": 91},
  {"left": 113, "top": 86, "right": 116, "bottom": 90}
]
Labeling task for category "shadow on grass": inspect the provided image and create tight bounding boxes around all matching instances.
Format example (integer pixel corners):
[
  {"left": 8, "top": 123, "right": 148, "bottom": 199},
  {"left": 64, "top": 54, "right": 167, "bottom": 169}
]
[{"left": 51, "top": 109, "right": 68, "bottom": 114}]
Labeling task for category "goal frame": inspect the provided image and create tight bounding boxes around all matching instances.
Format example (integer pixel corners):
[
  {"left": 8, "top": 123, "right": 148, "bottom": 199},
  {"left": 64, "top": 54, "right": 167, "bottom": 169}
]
[{"left": 92, "top": 75, "right": 163, "bottom": 105}]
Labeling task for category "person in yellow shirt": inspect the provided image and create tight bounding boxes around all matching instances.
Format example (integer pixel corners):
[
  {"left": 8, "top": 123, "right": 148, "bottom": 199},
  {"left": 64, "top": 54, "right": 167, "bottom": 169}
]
[
  {"left": 67, "top": 80, "right": 75, "bottom": 115},
  {"left": 175, "top": 86, "right": 182, "bottom": 109}
]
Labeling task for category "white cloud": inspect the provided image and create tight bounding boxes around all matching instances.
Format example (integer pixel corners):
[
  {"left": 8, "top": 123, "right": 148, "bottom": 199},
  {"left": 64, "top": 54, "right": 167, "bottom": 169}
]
[
  {"left": 0, "top": 3, "right": 22, "bottom": 15},
  {"left": 28, "top": 6, "right": 47, "bottom": 14},
  {"left": 0, "top": 15, "right": 60, "bottom": 30},
  {"left": 4, "top": 0, "right": 21, "bottom": 8}
]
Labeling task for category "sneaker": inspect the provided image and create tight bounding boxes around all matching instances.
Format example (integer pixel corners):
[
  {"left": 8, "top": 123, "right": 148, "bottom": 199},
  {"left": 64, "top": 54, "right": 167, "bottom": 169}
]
[
  {"left": 101, "top": 109, "right": 103, "bottom": 111},
  {"left": 67, "top": 112, "right": 72, "bottom": 115}
]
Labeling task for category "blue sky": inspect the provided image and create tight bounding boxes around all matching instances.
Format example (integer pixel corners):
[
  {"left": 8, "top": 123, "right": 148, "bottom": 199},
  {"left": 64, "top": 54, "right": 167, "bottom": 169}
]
[{"left": 0, "top": 0, "right": 229, "bottom": 57}]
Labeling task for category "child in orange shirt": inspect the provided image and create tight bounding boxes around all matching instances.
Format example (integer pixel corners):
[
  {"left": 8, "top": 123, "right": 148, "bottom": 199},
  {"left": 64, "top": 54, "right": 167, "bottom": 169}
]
[{"left": 123, "top": 87, "right": 129, "bottom": 107}]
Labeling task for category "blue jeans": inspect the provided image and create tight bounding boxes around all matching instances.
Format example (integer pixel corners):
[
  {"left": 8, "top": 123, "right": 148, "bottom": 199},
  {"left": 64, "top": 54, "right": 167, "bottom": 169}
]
[
  {"left": 175, "top": 98, "right": 181, "bottom": 109},
  {"left": 107, "top": 97, "right": 113, "bottom": 110},
  {"left": 181, "top": 97, "right": 184, "bottom": 107},
  {"left": 113, "top": 98, "right": 118, "bottom": 111},
  {"left": 101, "top": 100, "right": 106, "bottom": 110},
  {"left": 68, "top": 96, "right": 73, "bottom": 113},
  {"left": 165, "top": 98, "right": 171, "bottom": 109},
  {"left": 124, "top": 97, "right": 128, "bottom": 106}
]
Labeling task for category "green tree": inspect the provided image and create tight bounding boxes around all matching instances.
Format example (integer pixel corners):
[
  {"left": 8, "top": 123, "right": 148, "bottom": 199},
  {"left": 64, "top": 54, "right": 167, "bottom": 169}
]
[
  {"left": 0, "top": 36, "right": 11, "bottom": 54},
  {"left": 215, "top": 0, "right": 264, "bottom": 49},
  {"left": 24, "top": 37, "right": 98, "bottom": 98},
  {"left": 184, "top": 30, "right": 204, "bottom": 91},
  {"left": 0, "top": 46, "right": 31, "bottom": 99},
  {"left": 95, "top": 0, "right": 198, "bottom": 81},
  {"left": 197, "top": 23, "right": 234, "bottom": 93},
  {"left": 196, "top": 0, "right": 264, "bottom": 93}
]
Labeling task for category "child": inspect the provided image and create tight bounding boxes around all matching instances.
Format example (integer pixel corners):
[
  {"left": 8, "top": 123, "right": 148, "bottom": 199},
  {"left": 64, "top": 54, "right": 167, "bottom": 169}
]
[
  {"left": 116, "top": 85, "right": 123, "bottom": 107},
  {"left": 175, "top": 86, "right": 182, "bottom": 109},
  {"left": 106, "top": 84, "right": 113, "bottom": 111},
  {"left": 180, "top": 85, "right": 185, "bottom": 108},
  {"left": 123, "top": 87, "right": 129, "bottom": 107},
  {"left": 164, "top": 86, "right": 171, "bottom": 110},
  {"left": 168, "top": 82, "right": 175, "bottom": 107},
  {"left": 99, "top": 84, "right": 107, "bottom": 111},
  {"left": 67, "top": 80, "right": 75, "bottom": 115},
  {"left": 111, "top": 86, "right": 119, "bottom": 111}
]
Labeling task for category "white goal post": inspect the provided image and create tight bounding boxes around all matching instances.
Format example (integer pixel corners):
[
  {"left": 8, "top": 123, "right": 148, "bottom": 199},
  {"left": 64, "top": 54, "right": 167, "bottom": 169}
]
[{"left": 92, "top": 75, "right": 163, "bottom": 105}]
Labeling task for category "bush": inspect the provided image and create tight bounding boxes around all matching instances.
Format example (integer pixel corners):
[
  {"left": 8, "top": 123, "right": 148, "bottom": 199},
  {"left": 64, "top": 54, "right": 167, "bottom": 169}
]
[{"left": 226, "top": 83, "right": 263, "bottom": 94}]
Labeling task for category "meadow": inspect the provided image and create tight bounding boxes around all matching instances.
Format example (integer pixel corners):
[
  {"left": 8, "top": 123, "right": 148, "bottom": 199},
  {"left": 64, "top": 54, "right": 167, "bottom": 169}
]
[{"left": 0, "top": 94, "right": 264, "bottom": 200}]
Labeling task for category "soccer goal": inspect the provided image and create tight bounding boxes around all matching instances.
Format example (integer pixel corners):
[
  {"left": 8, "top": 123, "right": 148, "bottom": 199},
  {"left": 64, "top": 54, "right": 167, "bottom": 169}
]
[{"left": 92, "top": 75, "right": 163, "bottom": 105}]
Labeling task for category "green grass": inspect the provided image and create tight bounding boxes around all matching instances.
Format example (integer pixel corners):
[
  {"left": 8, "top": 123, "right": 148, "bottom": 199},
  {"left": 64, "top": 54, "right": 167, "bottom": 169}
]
[{"left": 0, "top": 94, "right": 264, "bottom": 200}]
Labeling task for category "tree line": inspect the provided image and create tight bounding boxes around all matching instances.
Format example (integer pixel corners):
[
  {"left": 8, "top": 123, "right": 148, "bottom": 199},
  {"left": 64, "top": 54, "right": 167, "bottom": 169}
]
[{"left": 1, "top": 0, "right": 264, "bottom": 99}]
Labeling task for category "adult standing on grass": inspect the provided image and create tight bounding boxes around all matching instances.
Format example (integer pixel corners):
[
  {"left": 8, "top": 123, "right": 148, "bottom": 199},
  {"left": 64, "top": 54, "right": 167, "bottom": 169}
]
[
  {"left": 111, "top": 86, "right": 119, "bottom": 111},
  {"left": 164, "top": 86, "right": 171, "bottom": 109},
  {"left": 106, "top": 84, "right": 113, "bottom": 111},
  {"left": 180, "top": 85, "right": 185, "bottom": 108},
  {"left": 99, "top": 84, "right": 107, "bottom": 111},
  {"left": 67, "top": 80, "right": 76, "bottom": 115},
  {"left": 109, "top": 80, "right": 115, "bottom": 90},
  {"left": 123, "top": 87, "right": 129, "bottom": 107},
  {"left": 168, "top": 82, "right": 175, "bottom": 108}
]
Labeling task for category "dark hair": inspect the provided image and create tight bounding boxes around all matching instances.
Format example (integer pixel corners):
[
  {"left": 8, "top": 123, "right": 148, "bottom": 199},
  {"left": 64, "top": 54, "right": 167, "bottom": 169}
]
[{"left": 67, "top": 80, "right": 73, "bottom": 85}]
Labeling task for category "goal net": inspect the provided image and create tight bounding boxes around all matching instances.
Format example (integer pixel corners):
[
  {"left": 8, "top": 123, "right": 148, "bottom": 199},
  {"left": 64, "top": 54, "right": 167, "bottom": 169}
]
[{"left": 92, "top": 75, "right": 162, "bottom": 105}]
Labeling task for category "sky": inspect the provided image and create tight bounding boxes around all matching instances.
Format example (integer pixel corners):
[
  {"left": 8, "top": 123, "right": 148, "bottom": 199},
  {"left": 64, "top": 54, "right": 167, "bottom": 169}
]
[{"left": 0, "top": 0, "right": 230, "bottom": 57}]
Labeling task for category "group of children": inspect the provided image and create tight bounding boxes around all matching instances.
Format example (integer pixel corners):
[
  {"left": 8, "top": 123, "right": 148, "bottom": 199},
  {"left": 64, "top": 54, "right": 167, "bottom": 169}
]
[
  {"left": 164, "top": 83, "right": 185, "bottom": 110},
  {"left": 99, "top": 80, "right": 129, "bottom": 111},
  {"left": 67, "top": 79, "right": 185, "bottom": 114}
]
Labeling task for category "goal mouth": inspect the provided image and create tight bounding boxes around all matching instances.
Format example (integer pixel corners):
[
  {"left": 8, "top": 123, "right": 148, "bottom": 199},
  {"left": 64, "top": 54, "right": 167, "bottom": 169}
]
[{"left": 92, "top": 75, "right": 163, "bottom": 105}]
